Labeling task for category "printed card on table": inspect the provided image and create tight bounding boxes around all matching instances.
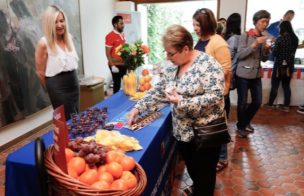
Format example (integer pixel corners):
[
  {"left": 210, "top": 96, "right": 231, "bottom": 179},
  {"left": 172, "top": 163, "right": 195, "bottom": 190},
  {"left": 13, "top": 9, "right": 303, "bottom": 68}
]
[{"left": 52, "top": 105, "right": 69, "bottom": 173}]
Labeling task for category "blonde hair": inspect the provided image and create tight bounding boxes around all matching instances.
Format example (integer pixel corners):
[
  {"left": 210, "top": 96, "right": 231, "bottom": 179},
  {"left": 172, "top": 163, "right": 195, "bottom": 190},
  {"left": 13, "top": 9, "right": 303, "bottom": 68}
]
[
  {"left": 42, "top": 5, "right": 73, "bottom": 54},
  {"left": 162, "top": 25, "right": 193, "bottom": 52}
]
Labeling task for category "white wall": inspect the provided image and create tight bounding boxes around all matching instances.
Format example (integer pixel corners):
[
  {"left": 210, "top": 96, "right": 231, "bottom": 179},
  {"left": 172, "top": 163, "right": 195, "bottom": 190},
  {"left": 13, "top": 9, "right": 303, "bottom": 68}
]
[
  {"left": 79, "top": 0, "right": 116, "bottom": 88},
  {"left": 219, "top": 0, "right": 247, "bottom": 32},
  {"left": 0, "top": 0, "right": 247, "bottom": 147},
  {"left": 0, "top": 0, "right": 118, "bottom": 148}
]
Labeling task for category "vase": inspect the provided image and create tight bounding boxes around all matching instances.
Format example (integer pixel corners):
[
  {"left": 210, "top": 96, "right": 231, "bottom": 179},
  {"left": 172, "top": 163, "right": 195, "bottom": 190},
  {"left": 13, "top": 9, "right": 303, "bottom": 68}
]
[{"left": 123, "top": 70, "right": 137, "bottom": 96}]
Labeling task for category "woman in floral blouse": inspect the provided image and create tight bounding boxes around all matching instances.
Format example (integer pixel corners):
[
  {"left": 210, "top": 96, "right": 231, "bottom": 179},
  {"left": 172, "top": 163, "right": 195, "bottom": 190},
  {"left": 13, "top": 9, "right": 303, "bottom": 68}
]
[{"left": 128, "top": 24, "right": 226, "bottom": 196}]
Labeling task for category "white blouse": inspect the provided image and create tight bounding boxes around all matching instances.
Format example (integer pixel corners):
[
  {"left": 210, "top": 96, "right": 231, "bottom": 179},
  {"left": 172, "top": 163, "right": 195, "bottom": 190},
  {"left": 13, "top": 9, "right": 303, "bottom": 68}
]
[{"left": 42, "top": 36, "right": 79, "bottom": 77}]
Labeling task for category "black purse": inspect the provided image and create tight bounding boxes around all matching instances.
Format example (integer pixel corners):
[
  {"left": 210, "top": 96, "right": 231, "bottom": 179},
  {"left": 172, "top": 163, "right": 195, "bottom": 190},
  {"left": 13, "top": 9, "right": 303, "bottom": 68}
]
[{"left": 193, "top": 117, "right": 231, "bottom": 150}]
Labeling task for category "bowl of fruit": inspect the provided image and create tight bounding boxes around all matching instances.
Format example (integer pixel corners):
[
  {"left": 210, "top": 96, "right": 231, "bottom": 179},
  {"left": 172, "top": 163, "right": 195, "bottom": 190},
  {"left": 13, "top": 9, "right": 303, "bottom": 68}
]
[{"left": 44, "top": 138, "right": 147, "bottom": 196}]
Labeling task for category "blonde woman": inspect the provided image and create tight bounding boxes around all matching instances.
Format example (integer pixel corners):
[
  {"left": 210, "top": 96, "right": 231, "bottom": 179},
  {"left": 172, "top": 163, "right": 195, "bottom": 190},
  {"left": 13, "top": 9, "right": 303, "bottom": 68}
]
[{"left": 35, "top": 5, "right": 79, "bottom": 120}]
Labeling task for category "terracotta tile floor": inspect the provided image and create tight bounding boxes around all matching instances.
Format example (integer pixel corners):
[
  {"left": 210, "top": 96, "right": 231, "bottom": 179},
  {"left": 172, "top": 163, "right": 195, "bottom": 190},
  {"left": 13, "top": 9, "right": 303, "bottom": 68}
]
[
  {"left": 172, "top": 105, "right": 304, "bottom": 196},
  {"left": 1, "top": 105, "right": 304, "bottom": 196}
]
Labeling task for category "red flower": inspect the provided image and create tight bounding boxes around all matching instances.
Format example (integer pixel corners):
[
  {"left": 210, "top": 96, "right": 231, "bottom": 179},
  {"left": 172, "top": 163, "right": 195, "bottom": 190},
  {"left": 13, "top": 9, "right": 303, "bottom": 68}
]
[{"left": 141, "top": 45, "right": 150, "bottom": 54}]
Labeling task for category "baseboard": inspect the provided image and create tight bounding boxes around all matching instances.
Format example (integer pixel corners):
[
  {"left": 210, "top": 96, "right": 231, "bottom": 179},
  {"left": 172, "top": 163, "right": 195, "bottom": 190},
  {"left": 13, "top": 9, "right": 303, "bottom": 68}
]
[{"left": 0, "top": 120, "right": 52, "bottom": 153}]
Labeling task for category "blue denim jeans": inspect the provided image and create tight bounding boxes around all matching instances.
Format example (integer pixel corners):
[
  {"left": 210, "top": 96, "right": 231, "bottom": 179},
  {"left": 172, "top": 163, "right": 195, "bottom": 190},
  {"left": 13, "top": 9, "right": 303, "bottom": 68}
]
[{"left": 236, "top": 77, "right": 262, "bottom": 130}]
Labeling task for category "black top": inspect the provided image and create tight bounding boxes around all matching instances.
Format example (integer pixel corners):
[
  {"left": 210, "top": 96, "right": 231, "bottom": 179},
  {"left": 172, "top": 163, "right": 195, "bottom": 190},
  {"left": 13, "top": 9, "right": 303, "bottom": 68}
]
[
  {"left": 272, "top": 34, "right": 298, "bottom": 66},
  {"left": 194, "top": 40, "right": 210, "bottom": 52}
]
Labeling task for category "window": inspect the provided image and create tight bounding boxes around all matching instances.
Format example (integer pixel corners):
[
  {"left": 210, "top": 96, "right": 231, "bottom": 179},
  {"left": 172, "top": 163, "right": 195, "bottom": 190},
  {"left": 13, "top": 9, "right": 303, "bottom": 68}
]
[
  {"left": 246, "top": 0, "right": 304, "bottom": 44},
  {"left": 138, "top": 0, "right": 217, "bottom": 64}
]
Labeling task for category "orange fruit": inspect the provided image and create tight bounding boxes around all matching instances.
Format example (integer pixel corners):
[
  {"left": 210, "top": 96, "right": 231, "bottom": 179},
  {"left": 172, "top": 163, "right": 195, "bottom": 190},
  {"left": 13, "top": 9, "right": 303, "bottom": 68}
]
[
  {"left": 142, "top": 69, "right": 149, "bottom": 76},
  {"left": 139, "top": 85, "right": 145, "bottom": 92},
  {"left": 91, "top": 180, "right": 110, "bottom": 190},
  {"left": 144, "top": 75, "right": 152, "bottom": 82},
  {"left": 121, "top": 171, "right": 137, "bottom": 189},
  {"left": 65, "top": 148, "right": 74, "bottom": 163},
  {"left": 97, "top": 165, "right": 108, "bottom": 173},
  {"left": 68, "top": 157, "right": 86, "bottom": 175},
  {"left": 107, "top": 162, "right": 123, "bottom": 179},
  {"left": 143, "top": 82, "right": 151, "bottom": 90},
  {"left": 110, "top": 179, "right": 128, "bottom": 190},
  {"left": 139, "top": 78, "right": 145, "bottom": 85},
  {"left": 67, "top": 167, "right": 78, "bottom": 179},
  {"left": 97, "top": 171, "right": 114, "bottom": 184},
  {"left": 79, "top": 169, "right": 98, "bottom": 185},
  {"left": 120, "top": 156, "right": 136, "bottom": 171},
  {"left": 106, "top": 151, "right": 123, "bottom": 163}
]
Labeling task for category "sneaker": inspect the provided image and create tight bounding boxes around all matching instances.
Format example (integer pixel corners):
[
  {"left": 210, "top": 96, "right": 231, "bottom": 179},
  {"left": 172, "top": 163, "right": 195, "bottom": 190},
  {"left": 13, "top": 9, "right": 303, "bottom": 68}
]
[
  {"left": 297, "top": 108, "right": 304, "bottom": 115},
  {"left": 264, "top": 104, "right": 276, "bottom": 109},
  {"left": 236, "top": 129, "right": 248, "bottom": 138},
  {"left": 277, "top": 105, "right": 290, "bottom": 112},
  {"left": 245, "top": 124, "right": 254, "bottom": 133},
  {"left": 299, "top": 105, "right": 304, "bottom": 110}
]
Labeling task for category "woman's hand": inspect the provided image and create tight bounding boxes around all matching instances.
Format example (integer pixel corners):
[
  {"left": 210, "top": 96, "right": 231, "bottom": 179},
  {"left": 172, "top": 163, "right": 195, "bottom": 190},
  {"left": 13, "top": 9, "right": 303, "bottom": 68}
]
[
  {"left": 127, "top": 108, "right": 139, "bottom": 126},
  {"left": 165, "top": 88, "right": 182, "bottom": 105},
  {"left": 251, "top": 36, "right": 267, "bottom": 49}
]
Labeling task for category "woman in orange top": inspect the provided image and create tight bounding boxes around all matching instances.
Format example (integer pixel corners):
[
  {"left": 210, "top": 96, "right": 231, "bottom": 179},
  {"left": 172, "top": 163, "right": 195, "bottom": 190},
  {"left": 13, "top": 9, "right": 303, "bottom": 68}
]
[{"left": 192, "top": 8, "right": 231, "bottom": 179}]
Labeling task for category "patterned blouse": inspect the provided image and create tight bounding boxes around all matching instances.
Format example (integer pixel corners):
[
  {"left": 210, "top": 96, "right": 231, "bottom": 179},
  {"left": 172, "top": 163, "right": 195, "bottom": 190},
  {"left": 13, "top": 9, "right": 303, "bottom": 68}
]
[
  {"left": 272, "top": 34, "right": 298, "bottom": 66},
  {"left": 134, "top": 52, "right": 225, "bottom": 142}
]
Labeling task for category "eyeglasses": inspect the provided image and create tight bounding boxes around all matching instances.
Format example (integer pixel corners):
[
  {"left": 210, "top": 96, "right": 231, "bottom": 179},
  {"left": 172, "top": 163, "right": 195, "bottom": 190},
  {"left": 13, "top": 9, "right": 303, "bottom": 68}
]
[{"left": 165, "top": 50, "right": 178, "bottom": 58}]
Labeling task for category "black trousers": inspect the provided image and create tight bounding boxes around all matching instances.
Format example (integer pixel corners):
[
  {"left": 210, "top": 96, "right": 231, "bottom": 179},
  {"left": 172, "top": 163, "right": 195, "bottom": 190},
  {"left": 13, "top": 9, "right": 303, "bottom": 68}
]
[
  {"left": 46, "top": 70, "right": 79, "bottom": 120},
  {"left": 268, "top": 66, "right": 293, "bottom": 106},
  {"left": 110, "top": 65, "right": 127, "bottom": 94},
  {"left": 178, "top": 140, "right": 221, "bottom": 196}
]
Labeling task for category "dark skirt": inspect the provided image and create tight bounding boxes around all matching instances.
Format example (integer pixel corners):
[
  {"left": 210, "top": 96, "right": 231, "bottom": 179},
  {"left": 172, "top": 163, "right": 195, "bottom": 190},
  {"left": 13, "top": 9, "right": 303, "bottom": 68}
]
[{"left": 46, "top": 70, "right": 79, "bottom": 120}]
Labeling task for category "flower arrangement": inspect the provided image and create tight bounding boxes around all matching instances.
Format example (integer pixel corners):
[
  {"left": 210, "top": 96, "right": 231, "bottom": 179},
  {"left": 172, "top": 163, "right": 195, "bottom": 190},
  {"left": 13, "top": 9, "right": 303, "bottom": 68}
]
[{"left": 115, "top": 40, "right": 150, "bottom": 71}]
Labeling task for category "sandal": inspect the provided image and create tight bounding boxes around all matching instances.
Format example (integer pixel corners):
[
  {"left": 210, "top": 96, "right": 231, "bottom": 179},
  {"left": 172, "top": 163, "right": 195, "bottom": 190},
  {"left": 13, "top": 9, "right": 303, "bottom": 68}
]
[
  {"left": 182, "top": 185, "right": 194, "bottom": 196},
  {"left": 216, "top": 160, "right": 228, "bottom": 172}
]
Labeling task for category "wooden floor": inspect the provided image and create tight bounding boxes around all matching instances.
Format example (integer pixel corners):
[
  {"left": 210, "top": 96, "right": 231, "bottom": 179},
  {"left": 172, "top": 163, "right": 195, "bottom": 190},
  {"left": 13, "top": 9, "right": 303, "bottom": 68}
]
[{"left": 1, "top": 102, "right": 304, "bottom": 196}]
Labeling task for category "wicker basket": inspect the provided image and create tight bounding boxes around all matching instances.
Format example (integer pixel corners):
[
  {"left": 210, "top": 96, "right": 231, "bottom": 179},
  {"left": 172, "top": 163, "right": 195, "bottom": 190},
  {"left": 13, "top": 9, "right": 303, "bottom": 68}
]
[{"left": 44, "top": 145, "right": 147, "bottom": 196}]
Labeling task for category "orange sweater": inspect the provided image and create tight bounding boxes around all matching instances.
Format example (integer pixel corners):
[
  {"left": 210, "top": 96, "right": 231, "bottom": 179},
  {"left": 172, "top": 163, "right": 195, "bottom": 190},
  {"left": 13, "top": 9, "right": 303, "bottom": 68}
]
[{"left": 205, "top": 34, "right": 231, "bottom": 95}]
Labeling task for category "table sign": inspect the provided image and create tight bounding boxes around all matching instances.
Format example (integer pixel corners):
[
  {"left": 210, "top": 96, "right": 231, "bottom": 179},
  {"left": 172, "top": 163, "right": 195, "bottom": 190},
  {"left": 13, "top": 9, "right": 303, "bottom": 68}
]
[{"left": 52, "top": 105, "right": 69, "bottom": 173}]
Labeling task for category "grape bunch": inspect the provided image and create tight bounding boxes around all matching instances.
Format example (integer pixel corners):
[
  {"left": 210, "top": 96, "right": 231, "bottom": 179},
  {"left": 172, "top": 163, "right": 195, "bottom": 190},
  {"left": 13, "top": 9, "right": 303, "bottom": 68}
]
[
  {"left": 67, "top": 107, "right": 109, "bottom": 138},
  {"left": 68, "top": 137, "right": 108, "bottom": 168}
]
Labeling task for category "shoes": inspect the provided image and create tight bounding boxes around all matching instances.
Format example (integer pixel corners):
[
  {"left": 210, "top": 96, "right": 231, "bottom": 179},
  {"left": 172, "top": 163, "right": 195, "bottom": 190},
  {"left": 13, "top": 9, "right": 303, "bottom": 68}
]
[
  {"left": 277, "top": 105, "right": 290, "bottom": 112},
  {"left": 297, "top": 108, "right": 304, "bottom": 115},
  {"left": 216, "top": 160, "right": 228, "bottom": 172},
  {"left": 245, "top": 124, "right": 254, "bottom": 133},
  {"left": 264, "top": 104, "right": 276, "bottom": 109},
  {"left": 299, "top": 105, "right": 304, "bottom": 110},
  {"left": 236, "top": 129, "right": 248, "bottom": 138}
]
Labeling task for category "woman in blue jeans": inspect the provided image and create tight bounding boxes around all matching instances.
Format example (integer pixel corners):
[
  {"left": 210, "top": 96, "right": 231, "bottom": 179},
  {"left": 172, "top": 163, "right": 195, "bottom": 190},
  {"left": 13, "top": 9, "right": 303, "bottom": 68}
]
[{"left": 235, "top": 10, "right": 271, "bottom": 138}]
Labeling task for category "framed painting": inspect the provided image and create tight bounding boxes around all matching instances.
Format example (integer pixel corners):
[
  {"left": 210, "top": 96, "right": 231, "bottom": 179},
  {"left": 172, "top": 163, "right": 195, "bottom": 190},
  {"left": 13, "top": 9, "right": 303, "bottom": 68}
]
[{"left": 0, "top": 0, "right": 83, "bottom": 127}]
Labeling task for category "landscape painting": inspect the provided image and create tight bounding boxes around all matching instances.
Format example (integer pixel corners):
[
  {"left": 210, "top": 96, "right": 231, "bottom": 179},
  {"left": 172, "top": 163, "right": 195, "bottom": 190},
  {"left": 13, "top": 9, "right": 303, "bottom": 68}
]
[{"left": 0, "top": 0, "right": 83, "bottom": 127}]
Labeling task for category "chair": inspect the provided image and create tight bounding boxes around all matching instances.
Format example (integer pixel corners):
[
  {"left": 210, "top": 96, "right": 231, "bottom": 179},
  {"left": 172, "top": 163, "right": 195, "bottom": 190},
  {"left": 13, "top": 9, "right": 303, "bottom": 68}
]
[{"left": 34, "top": 137, "right": 48, "bottom": 196}]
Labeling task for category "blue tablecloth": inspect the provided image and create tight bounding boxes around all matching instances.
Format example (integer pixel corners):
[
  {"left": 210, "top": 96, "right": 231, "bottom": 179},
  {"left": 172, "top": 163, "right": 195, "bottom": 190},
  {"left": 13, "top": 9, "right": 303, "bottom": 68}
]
[{"left": 5, "top": 91, "right": 175, "bottom": 196}]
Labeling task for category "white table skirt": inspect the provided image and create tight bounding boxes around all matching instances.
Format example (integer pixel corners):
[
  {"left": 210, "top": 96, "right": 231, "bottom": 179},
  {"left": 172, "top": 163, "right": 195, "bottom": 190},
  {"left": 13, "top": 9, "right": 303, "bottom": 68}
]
[{"left": 230, "top": 61, "right": 304, "bottom": 106}]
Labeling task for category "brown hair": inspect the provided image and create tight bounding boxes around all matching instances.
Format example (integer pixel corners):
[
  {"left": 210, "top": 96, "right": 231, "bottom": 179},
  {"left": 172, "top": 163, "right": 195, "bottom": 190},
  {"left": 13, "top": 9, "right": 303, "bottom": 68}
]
[
  {"left": 193, "top": 8, "right": 217, "bottom": 37},
  {"left": 162, "top": 25, "right": 193, "bottom": 52}
]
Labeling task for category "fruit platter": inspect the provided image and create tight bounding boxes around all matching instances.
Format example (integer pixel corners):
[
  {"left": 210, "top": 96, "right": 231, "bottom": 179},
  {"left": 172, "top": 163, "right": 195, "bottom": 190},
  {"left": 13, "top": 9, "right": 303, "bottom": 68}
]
[
  {"left": 44, "top": 138, "right": 147, "bottom": 195},
  {"left": 84, "top": 129, "right": 143, "bottom": 152}
]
